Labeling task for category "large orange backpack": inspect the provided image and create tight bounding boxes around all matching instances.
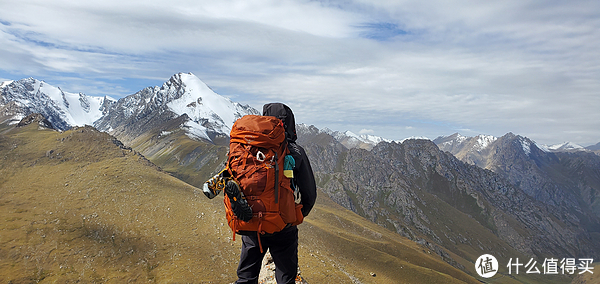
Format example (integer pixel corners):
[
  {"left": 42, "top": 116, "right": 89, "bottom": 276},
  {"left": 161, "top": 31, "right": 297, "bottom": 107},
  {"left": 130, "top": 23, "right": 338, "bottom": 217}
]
[{"left": 225, "top": 115, "right": 303, "bottom": 242}]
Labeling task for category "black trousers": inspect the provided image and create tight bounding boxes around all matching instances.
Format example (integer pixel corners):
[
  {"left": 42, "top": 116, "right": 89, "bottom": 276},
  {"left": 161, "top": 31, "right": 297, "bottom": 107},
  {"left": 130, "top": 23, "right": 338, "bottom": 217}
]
[{"left": 235, "top": 226, "right": 298, "bottom": 284}]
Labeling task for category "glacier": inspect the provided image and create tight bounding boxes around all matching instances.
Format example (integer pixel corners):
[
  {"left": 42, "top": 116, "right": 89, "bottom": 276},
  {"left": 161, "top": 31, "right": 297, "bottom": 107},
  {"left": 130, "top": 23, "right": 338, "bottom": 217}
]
[
  {"left": 0, "top": 78, "right": 113, "bottom": 130},
  {"left": 1, "top": 73, "right": 258, "bottom": 142}
]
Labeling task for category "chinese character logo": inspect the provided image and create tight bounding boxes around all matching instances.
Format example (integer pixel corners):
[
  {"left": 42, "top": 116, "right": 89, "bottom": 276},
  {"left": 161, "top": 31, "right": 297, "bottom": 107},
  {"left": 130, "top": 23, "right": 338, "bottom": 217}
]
[{"left": 476, "top": 254, "right": 499, "bottom": 278}]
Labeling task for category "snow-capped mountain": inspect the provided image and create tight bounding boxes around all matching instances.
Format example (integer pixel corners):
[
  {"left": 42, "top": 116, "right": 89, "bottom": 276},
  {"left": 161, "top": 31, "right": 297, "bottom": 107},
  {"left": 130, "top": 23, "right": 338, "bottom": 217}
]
[
  {"left": 0, "top": 78, "right": 114, "bottom": 130},
  {"left": 547, "top": 141, "right": 585, "bottom": 152},
  {"left": 168, "top": 73, "right": 253, "bottom": 135},
  {"left": 434, "top": 133, "right": 500, "bottom": 154},
  {"left": 4, "top": 73, "right": 422, "bottom": 147},
  {"left": 94, "top": 73, "right": 258, "bottom": 142},
  {"left": 434, "top": 132, "right": 593, "bottom": 156},
  {"left": 434, "top": 132, "right": 555, "bottom": 156},
  {"left": 1, "top": 80, "right": 13, "bottom": 88},
  {"left": 434, "top": 132, "right": 591, "bottom": 211},
  {"left": 1, "top": 73, "right": 258, "bottom": 142},
  {"left": 296, "top": 124, "right": 426, "bottom": 150},
  {"left": 318, "top": 128, "right": 393, "bottom": 150}
]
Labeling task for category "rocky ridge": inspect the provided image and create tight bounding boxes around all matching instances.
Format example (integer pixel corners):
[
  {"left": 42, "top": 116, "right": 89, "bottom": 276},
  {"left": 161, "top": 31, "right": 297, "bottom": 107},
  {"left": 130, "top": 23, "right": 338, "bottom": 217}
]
[
  {"left": 434, "top": 133, "right": 600, "bottom": 219},
  {"left": 297, "top": 126, "right": 600, "bottom": 266}
]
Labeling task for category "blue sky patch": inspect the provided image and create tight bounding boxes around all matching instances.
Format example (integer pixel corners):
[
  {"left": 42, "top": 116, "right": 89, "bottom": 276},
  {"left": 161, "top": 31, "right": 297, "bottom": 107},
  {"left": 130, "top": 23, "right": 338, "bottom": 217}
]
[{"left": 358, "top": 22, "right": 408, "bottom": 41}]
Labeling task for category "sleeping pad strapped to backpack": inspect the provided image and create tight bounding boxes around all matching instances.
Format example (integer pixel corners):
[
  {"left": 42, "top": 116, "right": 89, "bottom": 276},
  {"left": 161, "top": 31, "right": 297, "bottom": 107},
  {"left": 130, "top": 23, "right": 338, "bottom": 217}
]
[{"left": 224, "top": 115, "right": 303, "bottom": 242}]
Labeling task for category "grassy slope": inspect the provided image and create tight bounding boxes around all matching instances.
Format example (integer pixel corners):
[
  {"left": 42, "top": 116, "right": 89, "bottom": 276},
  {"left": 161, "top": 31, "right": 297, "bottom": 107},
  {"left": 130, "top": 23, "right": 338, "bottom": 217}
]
[
  {"left": 0, "top": 124, "right": 485, "bottom": 283},
  {"left": 0, "top": 124, "right": 239, "bottom": 283},
  {"left": 299, "top": 193, "right": 480, "bottom": 284},
  {"left": 570, "top": 264, "right": 599, "bottom": 284},
  {"left": 416, "top": 190, "right": 574, "bottom": 284},
  {"left": 123, "top": 127, "right": 228, "bottom": 189}
]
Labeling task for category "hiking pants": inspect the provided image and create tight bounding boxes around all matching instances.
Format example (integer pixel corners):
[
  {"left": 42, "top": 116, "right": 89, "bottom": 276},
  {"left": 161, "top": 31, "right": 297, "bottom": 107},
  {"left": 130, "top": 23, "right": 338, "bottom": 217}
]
[{"left": 235, "top": 225, "right": 298, "bottom": 284}]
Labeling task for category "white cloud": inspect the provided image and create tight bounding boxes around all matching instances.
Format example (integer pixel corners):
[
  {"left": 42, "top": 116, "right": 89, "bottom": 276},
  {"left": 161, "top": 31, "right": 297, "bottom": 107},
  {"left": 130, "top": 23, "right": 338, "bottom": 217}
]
[
  {"left": 0, "top": 0, "right": 599, "bottom": 145},
  {"left": 359, "top": 129, "right": 375, "bottom": 135}
]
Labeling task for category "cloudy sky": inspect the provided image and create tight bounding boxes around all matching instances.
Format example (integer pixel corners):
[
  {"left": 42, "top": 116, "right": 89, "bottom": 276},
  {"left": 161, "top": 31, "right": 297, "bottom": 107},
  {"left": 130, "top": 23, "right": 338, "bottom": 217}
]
[{"left": 1, "top": 0, "right": 599, "bottom": 146}]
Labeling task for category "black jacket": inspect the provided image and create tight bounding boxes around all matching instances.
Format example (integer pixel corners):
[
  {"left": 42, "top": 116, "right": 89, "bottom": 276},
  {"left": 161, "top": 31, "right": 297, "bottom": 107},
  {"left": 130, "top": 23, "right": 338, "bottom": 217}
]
[{"left": 263, "top": 103, "right": 317, "bottom": 217}]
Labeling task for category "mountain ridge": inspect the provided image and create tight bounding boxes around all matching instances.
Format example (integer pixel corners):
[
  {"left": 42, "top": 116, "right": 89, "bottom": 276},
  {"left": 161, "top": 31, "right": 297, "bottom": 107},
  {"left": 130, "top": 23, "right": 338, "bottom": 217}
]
[
  {"left": 2, "top": 75, "right": 598, "bottom": 149},
  {"left": 434, "top": 132, "right": 600, "bottom": 221},
  {"left": 1, "top": 73, "right": 258, "bottom": 144},
  {"left": 0, "top": 77, "right": 113, "bottom": 130},
  {"left": 94, "top": 72, "right": 259, "bottom": 143},
  {"left": 0, "top": 121, "right": 479, "bottom": 283},
  {"left": 2, "top": 73, "right": 600, "bottom": 283},
  {"left": 434, "top": 132, "right": 596, "bottom": 153},
  {"left": 299, "top": 128, "right": 600, "bottom": 255}
]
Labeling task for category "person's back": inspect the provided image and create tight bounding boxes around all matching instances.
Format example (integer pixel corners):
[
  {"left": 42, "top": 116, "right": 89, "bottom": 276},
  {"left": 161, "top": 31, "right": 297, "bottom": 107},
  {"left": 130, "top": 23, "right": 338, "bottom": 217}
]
[
  {"left": 262, "top": 103, "right": 316, "bottom": 218},
  {"left": 203, "top": 103, "right": 316, "bottom": 284},
  {"left": 231, "top": 103, "right": 316, "bottom": 284}
]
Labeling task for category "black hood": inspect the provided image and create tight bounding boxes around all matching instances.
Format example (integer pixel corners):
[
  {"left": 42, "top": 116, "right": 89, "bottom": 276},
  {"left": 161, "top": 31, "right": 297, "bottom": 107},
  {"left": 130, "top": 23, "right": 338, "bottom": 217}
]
[{"left": 262, "top": 103, "right": 297, "bottom": 142}]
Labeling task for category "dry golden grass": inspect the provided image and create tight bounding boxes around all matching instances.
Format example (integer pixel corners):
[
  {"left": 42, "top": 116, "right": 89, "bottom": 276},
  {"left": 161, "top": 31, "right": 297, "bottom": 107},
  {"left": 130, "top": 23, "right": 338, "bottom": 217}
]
[
  {"left": 1, "top": 124, "right": 480, "bottom": 283},
  {"left": 2, "top": 123, "right": 577, "bottom": 283},
  {"left": 126, "top": 128, "right": 228, "bottom": 189},
  {"left": 570, "top": 264, "right": 599, "bottom": 284},
  {"left": 0, "top": 125, "right": 240, "bottom": 283},
  {"left": 298, "top": 194, "right": 481, "bottom": 284}
]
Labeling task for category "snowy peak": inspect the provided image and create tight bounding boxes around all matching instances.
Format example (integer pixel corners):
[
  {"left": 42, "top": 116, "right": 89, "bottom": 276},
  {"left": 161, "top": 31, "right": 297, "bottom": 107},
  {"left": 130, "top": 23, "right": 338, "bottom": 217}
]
[
  {"left": 434, "top": 132, "right": 550, "bottom": 170},
  {"left": 302, "top": 126, "right": 399, "bottom": 150},
  {"left": 340, "top": 130, "right": 391, "bottom": 144},
  {"left": 358, "top": 133, "right": 393, "bottom": 145},
  {"left": 322, "top": 129, "right": 392, "bottom": 150},
  {"left": 1, "top": 80, "right": 13, "bottom": 88},
  {"left": 547, "top": 141, "right": 585, "bottom": 152},
  {"left": 434, "top": 132, "right": 552, "bottom": 156},
  {"left": 167, "top": 73, "right": 258, "bottom": 136},
  {"left": 434, "top": 133, "right": 498, "bottom": 154},
  {"left": 0, "top": 78, "right": 113, "bottom": 130},
  {"left": 2, "top": 73, "right": 257, "bottom": 142},
  {"left": 94, "top": 72, "right": 259, "bottom": 142},
  {"left": 435, "top": 132, "right": 593, "bottom": 154},
  {"left": 516, "top": 135, "right": 534, "bottom": 156},
  {"left": 474, "top": 135, "right": 497, "bottom": 150},
  {"left": 433, "top": 133, "right": 468, "bottom": 152}
]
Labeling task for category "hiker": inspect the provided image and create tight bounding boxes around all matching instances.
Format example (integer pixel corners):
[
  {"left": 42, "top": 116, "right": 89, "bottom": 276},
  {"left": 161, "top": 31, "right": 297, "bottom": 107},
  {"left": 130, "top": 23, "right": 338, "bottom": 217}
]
[{"left": 203, "top": 103, "right": 317, "bottom": 284}]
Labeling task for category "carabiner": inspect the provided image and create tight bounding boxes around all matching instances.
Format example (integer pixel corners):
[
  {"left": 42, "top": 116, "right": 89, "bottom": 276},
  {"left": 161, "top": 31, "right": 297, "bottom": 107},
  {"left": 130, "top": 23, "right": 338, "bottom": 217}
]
[{"left": 256, "top": 151, "right": 266, "bottom": 162}]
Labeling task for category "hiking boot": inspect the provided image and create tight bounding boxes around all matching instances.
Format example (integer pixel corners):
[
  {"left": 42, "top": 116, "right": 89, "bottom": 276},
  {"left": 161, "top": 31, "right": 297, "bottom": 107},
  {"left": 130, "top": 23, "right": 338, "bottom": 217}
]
[
  {"left": 225, "top": 179, "right": 253, "bottom": 222},
  {"left": 202, "top": 169, "right": 229, "bottom": 199}
]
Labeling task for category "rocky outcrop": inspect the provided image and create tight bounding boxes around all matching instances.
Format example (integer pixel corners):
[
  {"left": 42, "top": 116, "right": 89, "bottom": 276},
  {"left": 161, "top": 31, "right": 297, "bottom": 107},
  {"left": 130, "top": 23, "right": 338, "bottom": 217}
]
[
  {"left": 16, "top": 113, "right": 55, "bottom": 129},
  {"left": 258, "top": 251, "right": 308, "bottom": 284}
]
